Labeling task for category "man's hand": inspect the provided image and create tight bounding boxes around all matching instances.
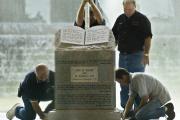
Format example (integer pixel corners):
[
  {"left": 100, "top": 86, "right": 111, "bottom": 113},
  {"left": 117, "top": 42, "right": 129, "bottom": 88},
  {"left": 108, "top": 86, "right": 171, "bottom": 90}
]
[{"left": 31, "top": 101, "right": 46, "bottom": 120}]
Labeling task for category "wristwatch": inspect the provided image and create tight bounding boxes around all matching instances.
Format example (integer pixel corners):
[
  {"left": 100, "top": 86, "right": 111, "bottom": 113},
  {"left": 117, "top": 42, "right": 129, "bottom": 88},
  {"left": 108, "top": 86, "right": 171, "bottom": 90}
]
[{"left": 144, "top": 53, "right": 149, "bottom": 57}]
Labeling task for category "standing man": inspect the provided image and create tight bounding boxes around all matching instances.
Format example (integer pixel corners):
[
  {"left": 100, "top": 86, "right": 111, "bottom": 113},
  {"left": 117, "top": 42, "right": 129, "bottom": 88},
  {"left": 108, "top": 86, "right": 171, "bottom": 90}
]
[
  {"left": 75, "top": 0, "right": 105, "bottom": 28},
  {"left": 115, "top": 68, "right": 175, "bottom": 120},
  {"left": 112, "top": 0, "right": 152, "bottom": 109},
  {"left": 6, "top": 64, "right": 55, "bottom": 120}
]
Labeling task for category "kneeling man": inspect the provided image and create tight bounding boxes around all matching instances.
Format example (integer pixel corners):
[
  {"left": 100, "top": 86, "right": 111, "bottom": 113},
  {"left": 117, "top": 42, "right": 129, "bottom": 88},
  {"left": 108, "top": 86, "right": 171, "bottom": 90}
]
[
  {"left": 6, "top": 64, "right": 55, "bottom": 120},
  {"left": 116, "top": 68, "right": 175, "bottom": 120}
]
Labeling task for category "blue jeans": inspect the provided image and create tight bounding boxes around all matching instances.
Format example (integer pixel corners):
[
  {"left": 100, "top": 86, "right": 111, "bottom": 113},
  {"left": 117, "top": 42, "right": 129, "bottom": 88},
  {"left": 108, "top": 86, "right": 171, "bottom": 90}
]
[
  {"left": 15, "top": 96, "right": 37, "bottom": 120},
  {"left": 119, "top": 51, "right": 144, "bottom": 108},
  {"left": 135, "top": 99, "right": 166, "bottom": 120},
  {"left": 15, "top": 89, "right": 54, "bottom": 120},
  {"left": 119, "top": 51, "right": 145, "bottom": 72}
]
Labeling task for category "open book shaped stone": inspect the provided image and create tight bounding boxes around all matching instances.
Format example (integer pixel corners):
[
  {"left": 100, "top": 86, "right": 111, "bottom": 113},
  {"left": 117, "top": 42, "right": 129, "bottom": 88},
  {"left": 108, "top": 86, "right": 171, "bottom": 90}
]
[
  {"left": 55, "top": 25, "right": 115, "bottom": 50},
  {"left": 60, "top": 25, "right": 109, "bottom": 45}
]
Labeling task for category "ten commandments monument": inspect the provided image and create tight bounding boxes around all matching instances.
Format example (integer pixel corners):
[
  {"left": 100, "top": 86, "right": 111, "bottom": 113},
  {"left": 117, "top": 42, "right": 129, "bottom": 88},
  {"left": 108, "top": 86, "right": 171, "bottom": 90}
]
[{"left": 48, "top": 24, "right": 121, "bottom": 120}]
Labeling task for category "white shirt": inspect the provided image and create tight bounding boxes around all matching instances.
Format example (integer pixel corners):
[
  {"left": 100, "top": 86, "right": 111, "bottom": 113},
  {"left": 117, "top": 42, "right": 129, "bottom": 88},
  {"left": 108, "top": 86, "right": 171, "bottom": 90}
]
[{"left": 129, "top": 73, "right": 171, "bottom": 105}]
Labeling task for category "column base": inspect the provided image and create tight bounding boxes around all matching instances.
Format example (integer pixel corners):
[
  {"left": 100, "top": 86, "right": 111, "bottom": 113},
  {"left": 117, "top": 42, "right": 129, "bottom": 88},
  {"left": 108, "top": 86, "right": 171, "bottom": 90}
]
[{"left": 48, "top": 109, "right": 122, "bottom": 120}]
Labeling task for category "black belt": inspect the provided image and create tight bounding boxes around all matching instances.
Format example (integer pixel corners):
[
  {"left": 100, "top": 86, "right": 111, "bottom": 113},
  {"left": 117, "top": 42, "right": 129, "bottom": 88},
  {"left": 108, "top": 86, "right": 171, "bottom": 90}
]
[{"left": 120, "top": 50, "right": 142, "bottom": 55}]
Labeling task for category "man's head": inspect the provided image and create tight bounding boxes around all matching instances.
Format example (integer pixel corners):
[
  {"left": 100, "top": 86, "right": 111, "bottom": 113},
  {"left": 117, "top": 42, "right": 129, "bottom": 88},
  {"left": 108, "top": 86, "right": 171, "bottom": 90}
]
[
  {"left": 123, "top": 0, "right": 136, "bottom": 17},
  {"left": 115, "top": 68, "right": 130, "bottom": 86},
  {"left": 35, "top": 64, "right": 49, "bottom": 81}
]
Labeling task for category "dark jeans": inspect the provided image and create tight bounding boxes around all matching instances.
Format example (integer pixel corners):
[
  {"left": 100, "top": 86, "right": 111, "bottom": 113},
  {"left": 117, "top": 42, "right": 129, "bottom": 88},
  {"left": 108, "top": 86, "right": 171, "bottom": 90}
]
[
  {"left": 15, "top": 89, "right": 54, "bottom": 120},
  {"left": 119, "top": 51, "right": 145, "bottom": 72},
  {"left": 119, "top": 51, "right": 144, "bottom": 109}
]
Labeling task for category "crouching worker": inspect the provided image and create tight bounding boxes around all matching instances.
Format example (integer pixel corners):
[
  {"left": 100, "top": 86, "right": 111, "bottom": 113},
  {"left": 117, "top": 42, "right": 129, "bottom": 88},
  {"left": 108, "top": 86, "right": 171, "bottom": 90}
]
[
  {"left": 6, "top": 64, "right": 55, "bottom": 120},
  {"left": 116, "top": 68, "right": 175, "bottom": 120}
]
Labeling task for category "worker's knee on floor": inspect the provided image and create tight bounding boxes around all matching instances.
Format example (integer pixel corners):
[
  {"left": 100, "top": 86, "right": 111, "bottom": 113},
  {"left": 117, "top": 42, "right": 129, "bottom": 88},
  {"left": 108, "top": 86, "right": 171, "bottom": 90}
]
[{"left": 135, "top": 111, "right": 145, "bottom": 120}]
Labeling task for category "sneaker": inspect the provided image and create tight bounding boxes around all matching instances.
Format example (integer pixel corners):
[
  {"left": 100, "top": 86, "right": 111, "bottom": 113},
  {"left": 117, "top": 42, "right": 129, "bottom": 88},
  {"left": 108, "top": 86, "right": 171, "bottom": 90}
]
[
  {"left": 165, "top": 103, "right": 175, "bottom": 120},
  {"left": 6, "top": 103, "right": 21, "bottom": 120}
]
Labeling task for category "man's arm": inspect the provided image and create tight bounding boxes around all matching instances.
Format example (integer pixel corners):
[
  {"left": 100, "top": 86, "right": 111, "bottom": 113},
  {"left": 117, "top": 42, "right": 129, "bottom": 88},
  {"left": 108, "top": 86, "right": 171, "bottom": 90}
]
[
  {"left": 134, "top": 96, "right": 149, "bottom": 113},
  {"left": 75, "top": 0, "right": 88, "bottom": 26},
  {"left": 89, "top": 0, "right": 103, "bottom": 24},
  {"left": 141, "top": 15, "right": 152, "bottom": 66},
  {"left": 122, "top": 96, "right": 135, "bottom": 120},
  {"left": 142, "top": 36, "right": 151, "bottom": 66},
  {"left": 112, "top": 17, "right": 120, "bottom": 47},
  {"left": 31, "top": 101, "right": 46, "bottom": 119}
]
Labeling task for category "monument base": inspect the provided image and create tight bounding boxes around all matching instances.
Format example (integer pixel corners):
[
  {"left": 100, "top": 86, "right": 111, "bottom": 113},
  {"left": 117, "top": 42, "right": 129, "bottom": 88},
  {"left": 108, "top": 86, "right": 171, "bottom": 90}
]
[{"left": 48, "top": 109, "right": 122, "bottom": 120}]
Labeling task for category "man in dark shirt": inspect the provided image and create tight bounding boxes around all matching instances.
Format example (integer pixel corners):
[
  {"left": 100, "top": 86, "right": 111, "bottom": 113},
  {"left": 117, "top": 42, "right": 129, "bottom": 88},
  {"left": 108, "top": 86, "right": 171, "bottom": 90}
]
[
  {"left": 112, "top": 0, "right": 152, "bottom": 112},
  {"left": 74, "top": 0, "right": 105, "bottom": 28},
  {"left": 6, "top": 64, "right": 55, "bottom": 120}
]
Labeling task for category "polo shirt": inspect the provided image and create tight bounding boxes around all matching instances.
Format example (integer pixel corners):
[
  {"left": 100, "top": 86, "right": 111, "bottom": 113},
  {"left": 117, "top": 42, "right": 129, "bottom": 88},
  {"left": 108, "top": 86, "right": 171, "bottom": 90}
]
[
  {"left": 129, "top": 73, "right": 171, "bottom": 105},
  {"left": 112, "top": 11, "right": 152, "bottom": 52},
  {"left": 21, "top": 70, "right": 55, "bottom": 100}
]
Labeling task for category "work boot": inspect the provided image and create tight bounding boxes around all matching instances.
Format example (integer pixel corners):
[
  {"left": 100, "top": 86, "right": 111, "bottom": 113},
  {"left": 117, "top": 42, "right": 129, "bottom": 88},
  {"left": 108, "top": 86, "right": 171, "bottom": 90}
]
[{"left": 165, "top": 103, "right": 175, "bottom": 120}]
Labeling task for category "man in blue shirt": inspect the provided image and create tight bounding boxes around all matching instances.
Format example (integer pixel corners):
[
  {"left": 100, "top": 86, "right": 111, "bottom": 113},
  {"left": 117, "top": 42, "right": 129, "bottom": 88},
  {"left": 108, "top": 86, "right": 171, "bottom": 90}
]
[{"left": 6, "top": 64, "right": 55, "bottom": 120}]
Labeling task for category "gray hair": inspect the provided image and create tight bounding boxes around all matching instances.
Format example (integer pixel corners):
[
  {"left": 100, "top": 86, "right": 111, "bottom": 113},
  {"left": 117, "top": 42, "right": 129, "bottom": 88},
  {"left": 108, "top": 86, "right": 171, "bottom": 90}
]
[{"left": 123, "top": 0, "right": 136, "bottom": 6}]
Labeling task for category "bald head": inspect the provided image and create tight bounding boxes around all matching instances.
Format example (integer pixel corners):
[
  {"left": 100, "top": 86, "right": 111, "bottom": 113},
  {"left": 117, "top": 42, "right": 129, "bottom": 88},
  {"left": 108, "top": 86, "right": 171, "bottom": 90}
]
[{"left": 35, "top": 64, "right": 49, "bottom": 81}]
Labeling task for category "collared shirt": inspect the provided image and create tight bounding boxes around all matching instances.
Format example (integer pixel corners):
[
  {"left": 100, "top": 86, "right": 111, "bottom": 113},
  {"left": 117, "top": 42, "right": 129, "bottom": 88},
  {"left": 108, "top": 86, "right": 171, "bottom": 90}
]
[
  {"left": 21, "top": 70, "right": 55, "bottom": 101},
  {"left": 129, "top": 73, "right": 171, "bottom": 105},
  {"left": 112, "top": 11, "right": 152, "bottom": 52}
]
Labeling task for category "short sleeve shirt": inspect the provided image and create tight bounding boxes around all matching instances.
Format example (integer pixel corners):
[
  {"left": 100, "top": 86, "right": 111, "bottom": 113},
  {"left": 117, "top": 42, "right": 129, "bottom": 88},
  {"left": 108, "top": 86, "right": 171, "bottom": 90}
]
[
  {"left": 112, "top": 11, "right": 152, "bottom": 52},
  {"left": 129, "top": 73, "right": 171, "bottom": 105}
]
